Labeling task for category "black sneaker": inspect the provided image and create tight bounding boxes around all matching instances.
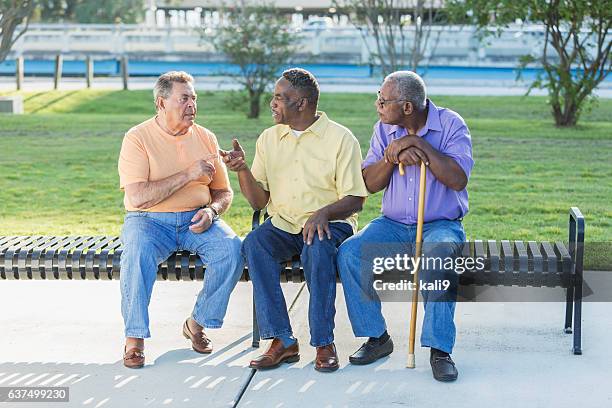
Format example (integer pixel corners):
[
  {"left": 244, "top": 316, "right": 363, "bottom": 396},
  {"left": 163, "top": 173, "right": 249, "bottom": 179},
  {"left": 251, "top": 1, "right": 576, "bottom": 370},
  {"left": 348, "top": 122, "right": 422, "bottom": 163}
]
[
  {"left": 349, "top": 336, "right": 394, "bottom": 365},
  {"left": 430, "top": 348, "right": 458, "bottom": 382}
]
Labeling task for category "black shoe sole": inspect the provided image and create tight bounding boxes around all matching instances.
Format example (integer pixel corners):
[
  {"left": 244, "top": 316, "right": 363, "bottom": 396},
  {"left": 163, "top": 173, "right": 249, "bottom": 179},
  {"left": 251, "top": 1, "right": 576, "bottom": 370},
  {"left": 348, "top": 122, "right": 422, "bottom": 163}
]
[
  {"left": 250, "top": 354, "right": 300, "bottom": 370},
  {"left": 433, "top": 373, "right": 458, "bottom": 382}
]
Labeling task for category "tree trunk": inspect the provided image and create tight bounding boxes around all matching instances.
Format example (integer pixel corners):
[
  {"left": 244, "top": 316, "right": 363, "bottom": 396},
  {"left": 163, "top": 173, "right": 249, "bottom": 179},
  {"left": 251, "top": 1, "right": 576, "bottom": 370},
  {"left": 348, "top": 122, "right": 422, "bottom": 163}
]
[
  {"left": 554, "top": 109, "right": 579, "bottom": 127},
  {"left": 552, "top": 100, "right": 579, "bottom": 127},
  {"left": 248, "top": 90, "right": 261, "bottom": 119}
]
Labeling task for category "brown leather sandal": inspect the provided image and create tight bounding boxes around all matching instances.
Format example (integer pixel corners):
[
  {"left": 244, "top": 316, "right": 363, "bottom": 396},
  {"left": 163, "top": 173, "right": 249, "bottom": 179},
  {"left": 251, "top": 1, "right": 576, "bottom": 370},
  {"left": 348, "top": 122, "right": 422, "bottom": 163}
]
[{"left": 123, "top": 347, "right": 145, "bottom": 369}]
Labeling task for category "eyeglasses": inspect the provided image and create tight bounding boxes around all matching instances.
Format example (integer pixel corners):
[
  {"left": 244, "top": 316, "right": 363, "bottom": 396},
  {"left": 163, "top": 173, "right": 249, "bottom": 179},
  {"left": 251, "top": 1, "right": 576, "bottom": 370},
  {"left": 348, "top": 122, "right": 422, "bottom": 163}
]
[{"left": 376, "top": 90, "right": 407, "bottom": 108}]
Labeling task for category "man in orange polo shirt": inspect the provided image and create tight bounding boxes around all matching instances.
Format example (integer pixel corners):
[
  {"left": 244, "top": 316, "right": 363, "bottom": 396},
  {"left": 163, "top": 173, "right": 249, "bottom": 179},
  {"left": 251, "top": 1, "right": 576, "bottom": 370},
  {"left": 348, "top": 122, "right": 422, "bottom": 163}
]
[{"left": 117, "top": 71, "right": 243, "bottom": 368}]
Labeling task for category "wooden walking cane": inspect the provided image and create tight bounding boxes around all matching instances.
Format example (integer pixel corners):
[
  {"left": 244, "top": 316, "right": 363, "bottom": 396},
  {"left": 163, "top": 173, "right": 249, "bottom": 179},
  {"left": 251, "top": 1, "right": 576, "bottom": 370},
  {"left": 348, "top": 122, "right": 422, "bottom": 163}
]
[{"left": 399, "top": 161, "right": 427, "bottom": 368}]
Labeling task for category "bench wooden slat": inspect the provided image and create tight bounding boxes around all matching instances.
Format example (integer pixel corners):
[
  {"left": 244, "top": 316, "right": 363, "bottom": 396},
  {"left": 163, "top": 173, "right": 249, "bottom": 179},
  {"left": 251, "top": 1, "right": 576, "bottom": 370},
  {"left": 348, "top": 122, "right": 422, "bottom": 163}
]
[
  {"left": 57, "top": 236, "right": 90, "bottom": 280},
  {"left": 527, "top": 241, "right": 543, "bottom": 287},
  {"left": 4, "top": 236, "right": 40, "bottom": 279},
  {"left": 486, "top": 240, "right": 500, "bottom": 285},
  {"left": 100, "top": 238, "right": 122, "bottom": 280},
  {"left": 180, "top": 251, "right": 192, "bottom": 281},
  {"left": 17, "top": 236, "right": 47, "bottom": 276},
  {"left": 85, "top": 236, "right": 117, "bottom": 279},
  {"left": 0, "top": 236, "right": 15, "bottom": 247},
  {"left": 291, "top": 258, "right": 302, "bottom": 283},
  {"left": 540, "top": 241, "right": 558, "bottom": 273},
  {"left": 474, "top": 240, "right": 486, "bottom": 284},
  {"left": 514, "top": 241, "right": 529, "bottom": 287},
  {"left": 555, "top": 241, "right": 572, "bottom": 288},
  {"left": 500, "top": 240, "right": 514, "bottom": 285},
  {"left": 44, "top": 236, "right": 73, "bottom": 280},
  {"left": 31, "top": 236, "right": 65, "bottom": 279},
  {"left": 72, "top": 236, "right": 106, "bottom": 280},
  {"left": 487, "top": 240, "right": 500, "bottom": 273}
]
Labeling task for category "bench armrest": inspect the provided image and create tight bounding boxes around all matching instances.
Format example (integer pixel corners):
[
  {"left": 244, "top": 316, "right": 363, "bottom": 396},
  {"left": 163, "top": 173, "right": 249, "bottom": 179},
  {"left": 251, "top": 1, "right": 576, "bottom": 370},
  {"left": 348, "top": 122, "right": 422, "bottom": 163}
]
[
  {"left": 568, "top": 207, "right": 585, "bottom": 276},
  {"left": 251, "top": 210, "right": 262, "bottom": 231}
]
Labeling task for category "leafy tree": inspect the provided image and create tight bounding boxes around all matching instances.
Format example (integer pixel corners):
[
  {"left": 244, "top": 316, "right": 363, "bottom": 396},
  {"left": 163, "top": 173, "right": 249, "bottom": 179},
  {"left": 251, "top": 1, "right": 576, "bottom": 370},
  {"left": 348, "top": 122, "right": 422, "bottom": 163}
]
[
  {"left": 0, "top": 0, "right": 36, "bottom": 63},
  {"left": 206, "top": 1, "right": 298, "bottom": 118},
  {"left": 334, "top": 0, "right": 445, "bottom": 75},
  {"left": 448, "top": 0, "right": 611, "bottom": 127},
  {"left": 74, "top": 0, "right": 145, "bottom": 24},
  {"left": 36, "top": 0, "right": 145, "bottom": 23},
  {"left": 37, "top": 0, "right": 79, "bottom": 22}
]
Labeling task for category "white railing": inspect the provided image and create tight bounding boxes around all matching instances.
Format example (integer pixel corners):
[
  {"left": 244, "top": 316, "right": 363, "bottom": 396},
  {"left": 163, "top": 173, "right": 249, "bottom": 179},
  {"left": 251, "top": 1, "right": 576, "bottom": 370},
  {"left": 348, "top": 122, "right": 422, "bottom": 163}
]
[{"left": 8, "top": 23, "right": 602, "bottom": 65}]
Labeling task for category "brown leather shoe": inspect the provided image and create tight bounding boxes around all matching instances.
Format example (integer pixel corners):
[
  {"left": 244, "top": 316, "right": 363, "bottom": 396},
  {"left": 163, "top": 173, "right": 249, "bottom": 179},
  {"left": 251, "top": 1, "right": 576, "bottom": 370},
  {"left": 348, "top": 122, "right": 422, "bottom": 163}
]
[
  {"left": 123, "top": 347, "right": 144, "bottom": 369},
  {"left": 182, "top": 318, "right": 213, "bottom": 354},
  {"left": 315, "top": 343, "right": 339, "bottom": 372},
  {"left": 249, "top": 338, "right": 300, "bottom": 370}
]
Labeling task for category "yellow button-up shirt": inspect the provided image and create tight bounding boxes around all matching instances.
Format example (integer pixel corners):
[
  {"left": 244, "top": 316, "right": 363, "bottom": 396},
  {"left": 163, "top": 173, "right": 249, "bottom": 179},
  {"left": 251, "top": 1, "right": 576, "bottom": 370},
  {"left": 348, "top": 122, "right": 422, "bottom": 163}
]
[{"left": 251, "top": 112, "right": 369, "bottom": 234}]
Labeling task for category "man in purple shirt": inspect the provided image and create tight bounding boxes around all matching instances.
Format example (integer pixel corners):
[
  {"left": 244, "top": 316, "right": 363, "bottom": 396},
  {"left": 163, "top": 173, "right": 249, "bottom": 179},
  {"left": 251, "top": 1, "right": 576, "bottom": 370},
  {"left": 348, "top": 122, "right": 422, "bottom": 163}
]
[{"left": 337, "top": 71, "right": 473, "bottom": 382}]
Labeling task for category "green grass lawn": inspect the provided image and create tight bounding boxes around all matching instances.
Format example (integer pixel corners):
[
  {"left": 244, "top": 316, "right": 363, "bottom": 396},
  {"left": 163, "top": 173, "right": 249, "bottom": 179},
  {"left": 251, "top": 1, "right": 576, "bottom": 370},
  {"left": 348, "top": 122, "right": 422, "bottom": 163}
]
[{"left": 1, "top": 90, "right": 611, "bottom": 269}]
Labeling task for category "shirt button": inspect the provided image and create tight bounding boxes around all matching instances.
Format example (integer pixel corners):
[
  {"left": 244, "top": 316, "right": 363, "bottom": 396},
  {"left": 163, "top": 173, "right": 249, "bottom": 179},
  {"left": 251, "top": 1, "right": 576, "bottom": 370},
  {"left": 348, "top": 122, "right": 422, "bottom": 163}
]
[
  {"left": 410, "top": 178, "right": 413, "bottom": 182},
  {"left": 409, "top": 197, "right": 412, "bottom": 201}
]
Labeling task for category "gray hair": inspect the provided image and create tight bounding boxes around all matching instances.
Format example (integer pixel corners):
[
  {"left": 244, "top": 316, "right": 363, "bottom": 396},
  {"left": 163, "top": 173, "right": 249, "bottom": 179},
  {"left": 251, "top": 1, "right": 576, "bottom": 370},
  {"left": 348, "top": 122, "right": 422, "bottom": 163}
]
[
  {"left": 153, "top": 71, "right": 194, "bottom": 104},
  {"left": 384, "top": 71, "right": 427, "bottom": 111}
]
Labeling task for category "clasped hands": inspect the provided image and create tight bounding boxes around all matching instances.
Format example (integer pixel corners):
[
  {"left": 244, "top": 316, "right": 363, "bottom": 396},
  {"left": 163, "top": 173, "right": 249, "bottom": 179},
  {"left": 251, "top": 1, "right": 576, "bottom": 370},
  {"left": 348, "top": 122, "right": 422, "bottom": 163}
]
[{"left": 384, "top": 134, "right": 429, "bottom": 167}]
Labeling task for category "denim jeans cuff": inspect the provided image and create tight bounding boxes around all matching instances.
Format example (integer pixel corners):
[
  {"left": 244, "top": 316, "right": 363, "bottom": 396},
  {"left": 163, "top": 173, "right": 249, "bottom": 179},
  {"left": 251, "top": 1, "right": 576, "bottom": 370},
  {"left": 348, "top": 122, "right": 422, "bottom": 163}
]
[
  {"left": 192, "top": 314, "right": 223, "bottom": 329},
  {"left": 353, "top": 325, "right": 387, "bottom": 339},
  {"left": 421, "top": 340, "right": 453, "bottom": 354},
  {"left": 259, "top": 329, "right": 293, "bottom": 340},
  {"left": 310, "top": 336, "right": 334, "bottom": 348},
  {"left": 125, "top": 331, "right": 150, "bottom": 339}
]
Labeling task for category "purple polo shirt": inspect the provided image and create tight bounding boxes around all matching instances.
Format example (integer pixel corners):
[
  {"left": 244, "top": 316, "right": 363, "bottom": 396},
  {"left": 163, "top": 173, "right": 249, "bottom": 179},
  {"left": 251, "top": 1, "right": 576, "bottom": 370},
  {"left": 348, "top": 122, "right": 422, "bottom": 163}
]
[{"left": 363, "top": 99, "right": 474, "bottom": 225}]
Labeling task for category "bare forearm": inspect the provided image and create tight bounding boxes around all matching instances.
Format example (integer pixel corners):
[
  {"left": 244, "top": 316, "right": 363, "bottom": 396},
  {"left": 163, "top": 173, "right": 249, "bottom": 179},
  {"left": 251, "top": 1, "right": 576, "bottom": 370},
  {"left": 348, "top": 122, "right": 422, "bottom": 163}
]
[
  {"left": 416, "top": 141, "right": 467, "bottom": 191},
  {"left": 209, "top": 189, "right": 233, "bottom": 215},
  {"left": 319, "top": 195, "right": 365, "bottom": 221},
  {"left": 363, "top": 160, "right": 395, "bottom": 193},
  {"left": 237, "top": 169, "right": 270, "bottom": 210},
  {"left": 126, "top": 170, "right": 190, "bottom": 209}
]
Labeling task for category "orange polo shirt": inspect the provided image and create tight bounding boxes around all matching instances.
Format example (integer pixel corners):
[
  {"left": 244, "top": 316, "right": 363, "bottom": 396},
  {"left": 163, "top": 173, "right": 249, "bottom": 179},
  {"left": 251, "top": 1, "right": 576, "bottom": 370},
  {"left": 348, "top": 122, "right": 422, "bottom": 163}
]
[{"left": 118, "top": 117, "right": 230, "bottom": 212}]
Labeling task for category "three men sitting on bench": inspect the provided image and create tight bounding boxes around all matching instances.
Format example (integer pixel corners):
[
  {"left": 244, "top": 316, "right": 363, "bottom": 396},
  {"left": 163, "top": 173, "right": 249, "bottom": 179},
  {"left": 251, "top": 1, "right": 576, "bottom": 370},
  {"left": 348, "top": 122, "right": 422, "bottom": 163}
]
[{"left": 117, "top": 69, "right": 472, "bottom": 382}]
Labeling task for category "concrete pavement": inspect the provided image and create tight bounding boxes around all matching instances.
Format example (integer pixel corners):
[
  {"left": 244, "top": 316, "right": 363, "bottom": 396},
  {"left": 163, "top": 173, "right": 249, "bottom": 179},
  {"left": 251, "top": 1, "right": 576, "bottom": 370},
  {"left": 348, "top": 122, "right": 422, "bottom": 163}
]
[{"left": 0, "top": 279, "right": 611, "bottom": 407}]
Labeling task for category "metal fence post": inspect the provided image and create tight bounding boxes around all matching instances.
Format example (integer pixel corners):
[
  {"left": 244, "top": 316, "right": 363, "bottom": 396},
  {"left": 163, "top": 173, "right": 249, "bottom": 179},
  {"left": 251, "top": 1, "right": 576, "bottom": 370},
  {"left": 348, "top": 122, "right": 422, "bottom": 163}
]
[
  {"left": 54, "top": 54, "right": 63, "bottom": 90},
  {"left": 121, "top": 55, "right": 129, "bottom": 90},
  {"left": 86, "top": 56, "right": 93, "bottom": 88},
  {"left": 16, "top": 56, "right": 24, "bottom": 90}
]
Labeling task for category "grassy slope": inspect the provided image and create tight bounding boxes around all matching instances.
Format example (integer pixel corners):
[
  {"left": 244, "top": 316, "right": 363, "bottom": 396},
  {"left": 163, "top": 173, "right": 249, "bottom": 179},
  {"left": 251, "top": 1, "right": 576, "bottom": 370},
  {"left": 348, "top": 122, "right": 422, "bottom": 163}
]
[{"left": 1, "top": 90, "right": 611, "bottom": 268}]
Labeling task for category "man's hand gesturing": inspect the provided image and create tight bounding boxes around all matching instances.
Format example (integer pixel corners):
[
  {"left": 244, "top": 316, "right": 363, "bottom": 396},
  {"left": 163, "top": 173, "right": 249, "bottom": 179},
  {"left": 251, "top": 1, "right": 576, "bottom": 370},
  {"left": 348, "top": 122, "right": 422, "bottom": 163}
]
[
  {"left": 220, "top": 139, "right": 248, "bottom": 172},
  {"left": 187, "top": 155, "right": 217, "bottom": 181}
]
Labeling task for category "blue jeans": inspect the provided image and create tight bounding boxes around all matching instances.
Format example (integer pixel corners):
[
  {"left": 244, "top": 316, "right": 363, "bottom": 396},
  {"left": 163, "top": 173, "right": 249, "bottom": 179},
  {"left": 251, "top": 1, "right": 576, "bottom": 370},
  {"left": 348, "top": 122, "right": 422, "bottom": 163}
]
[
  {"left": 120, "top": 210, "right": 244, "bottom": 338},
  {"left": 337, "top": 216, "right": 465, "bottom": 354},
  {"left": 241, "top": 219, "right": 353, "bottom": 347}
]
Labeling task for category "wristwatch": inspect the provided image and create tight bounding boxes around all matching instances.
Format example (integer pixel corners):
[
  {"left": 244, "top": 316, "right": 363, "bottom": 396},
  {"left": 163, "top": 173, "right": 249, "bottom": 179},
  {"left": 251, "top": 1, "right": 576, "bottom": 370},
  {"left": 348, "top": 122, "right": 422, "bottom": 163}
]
[{"left": 206, "top": 206, "right": 220, "bottom": 221}]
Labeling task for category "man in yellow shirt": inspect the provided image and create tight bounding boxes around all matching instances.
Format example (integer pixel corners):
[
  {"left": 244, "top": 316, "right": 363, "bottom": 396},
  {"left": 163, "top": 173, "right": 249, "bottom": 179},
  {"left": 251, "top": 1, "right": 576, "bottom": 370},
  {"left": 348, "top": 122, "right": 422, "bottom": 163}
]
[
  {"left": 118, "top": 71, "right": 243, "bottom": 368},
  {"left": 222, "top": 68, "right": 368, "bottom": 372}
]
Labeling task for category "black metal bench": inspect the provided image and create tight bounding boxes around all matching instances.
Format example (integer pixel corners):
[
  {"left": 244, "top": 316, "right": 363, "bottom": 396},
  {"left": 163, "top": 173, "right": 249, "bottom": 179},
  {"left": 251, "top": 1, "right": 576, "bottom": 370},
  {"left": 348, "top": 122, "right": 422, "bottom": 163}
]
[{"left": 0, "top": 207, "right": 585, "bottom": 355}]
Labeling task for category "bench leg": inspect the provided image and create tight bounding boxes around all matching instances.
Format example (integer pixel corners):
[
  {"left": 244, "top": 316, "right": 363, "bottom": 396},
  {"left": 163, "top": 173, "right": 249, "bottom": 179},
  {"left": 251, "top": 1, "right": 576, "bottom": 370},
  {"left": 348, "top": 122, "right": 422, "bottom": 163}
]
[
  {"left": 252, "top": 295, "right": 260, "bottom": 348},
  {"left": 572, "top": 275, "right": 583, "bottom": 355},
  {"left": 564, "top": 283, "right": 574, "bottom": 333}
]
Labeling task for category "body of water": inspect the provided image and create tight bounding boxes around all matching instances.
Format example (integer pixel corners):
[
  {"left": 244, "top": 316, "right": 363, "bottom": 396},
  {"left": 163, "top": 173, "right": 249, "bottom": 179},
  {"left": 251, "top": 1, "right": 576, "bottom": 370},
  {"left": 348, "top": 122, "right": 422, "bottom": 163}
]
[{"left": 1, "top": 59, "right": 610, "bottom": 83}]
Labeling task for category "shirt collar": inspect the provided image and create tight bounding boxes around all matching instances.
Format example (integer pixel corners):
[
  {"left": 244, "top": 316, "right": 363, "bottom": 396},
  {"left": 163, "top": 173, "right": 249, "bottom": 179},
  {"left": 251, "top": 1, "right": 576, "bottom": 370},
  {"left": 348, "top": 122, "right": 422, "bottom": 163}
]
[
  {"left": 384, "top": 99, "right": 442, "bottom": 138},
  {"left": 279, "top": 111, "right": 328, "bottom": 140},
  {"left": 417, "top": 99, "right": 442, "bottom": 136}
]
